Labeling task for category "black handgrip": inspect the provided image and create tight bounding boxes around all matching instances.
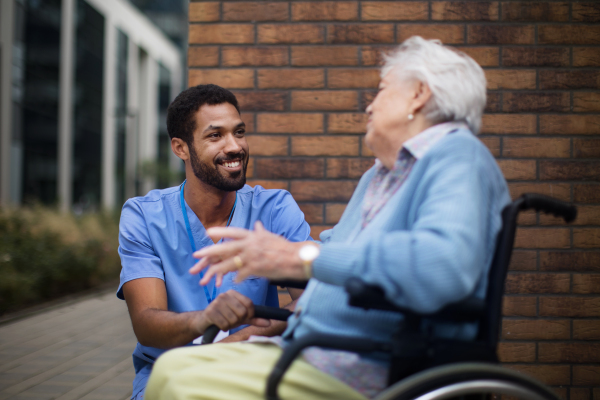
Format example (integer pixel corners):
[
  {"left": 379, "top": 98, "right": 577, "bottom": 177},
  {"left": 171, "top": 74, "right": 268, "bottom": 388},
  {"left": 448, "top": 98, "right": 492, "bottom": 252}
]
[
  {"left": 269, "top": 280, "right": 308, "bottom": 289},
  {"left": 201, "top": 306, "right": 293, "bottom": 345},
  {"left": 520, "top": 194, "right": 577, "bottom": 223}
]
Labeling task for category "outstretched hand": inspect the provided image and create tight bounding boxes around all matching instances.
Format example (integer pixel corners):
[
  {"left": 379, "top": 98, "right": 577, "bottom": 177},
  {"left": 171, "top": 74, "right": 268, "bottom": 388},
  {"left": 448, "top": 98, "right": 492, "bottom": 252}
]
[{"left": 190, "top": 221, "right": 309, "bottom": 286}]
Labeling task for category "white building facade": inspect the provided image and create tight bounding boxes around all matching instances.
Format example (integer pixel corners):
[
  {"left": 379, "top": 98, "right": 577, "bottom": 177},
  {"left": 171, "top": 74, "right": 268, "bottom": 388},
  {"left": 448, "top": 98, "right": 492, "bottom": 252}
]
[{"left": 0, "top": 0, "right": 183, "bottom": 212}]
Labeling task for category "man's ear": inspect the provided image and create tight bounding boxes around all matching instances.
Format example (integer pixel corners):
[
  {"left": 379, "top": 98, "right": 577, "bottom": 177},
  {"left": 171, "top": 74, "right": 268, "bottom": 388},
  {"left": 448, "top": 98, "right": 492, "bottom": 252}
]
[
  {"left": 171, "top": 138, "right": 190, "bottom": 161},
  {"left": 412, "top": 81, "right": 432, "bottom": 114}
]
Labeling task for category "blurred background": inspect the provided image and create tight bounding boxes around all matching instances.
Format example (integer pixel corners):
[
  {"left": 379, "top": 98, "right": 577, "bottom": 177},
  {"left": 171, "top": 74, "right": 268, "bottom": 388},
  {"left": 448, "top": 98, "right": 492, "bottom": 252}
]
[{"left": 0, "top": 0, "right": 188, "bottom": 315}]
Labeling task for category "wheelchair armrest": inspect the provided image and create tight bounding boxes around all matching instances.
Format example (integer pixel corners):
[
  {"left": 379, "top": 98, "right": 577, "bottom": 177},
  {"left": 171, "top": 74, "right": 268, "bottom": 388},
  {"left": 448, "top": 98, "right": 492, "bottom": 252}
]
[
  {"left": 270, "top": 279, "right": 308, "bottom": 289},
  {"left": 345, "top": 278, "right": 485, "bottom": 323}
]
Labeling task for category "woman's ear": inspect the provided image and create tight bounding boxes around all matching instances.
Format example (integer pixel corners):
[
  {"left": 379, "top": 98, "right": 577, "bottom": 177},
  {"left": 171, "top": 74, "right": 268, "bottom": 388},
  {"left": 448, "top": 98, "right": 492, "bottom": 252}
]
[
  {"left": 412, "top": 81, "right": 432, "bottom": 114},
  {"left": 171, "top": 138, "right": 190, "bottom": 161}
]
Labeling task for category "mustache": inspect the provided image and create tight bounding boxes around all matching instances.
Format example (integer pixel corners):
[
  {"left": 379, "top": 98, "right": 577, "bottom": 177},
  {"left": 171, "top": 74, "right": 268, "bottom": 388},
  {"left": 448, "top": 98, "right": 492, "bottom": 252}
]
[{"left": 215, "top": 151, "right": 247, "bottom": 164}]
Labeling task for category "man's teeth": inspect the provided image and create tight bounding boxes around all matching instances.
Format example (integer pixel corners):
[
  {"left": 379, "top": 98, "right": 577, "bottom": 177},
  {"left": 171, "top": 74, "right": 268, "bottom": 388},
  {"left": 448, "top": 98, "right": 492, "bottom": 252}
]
[{"left": 223, "top": 161, "right": 240, "bottom": 168}]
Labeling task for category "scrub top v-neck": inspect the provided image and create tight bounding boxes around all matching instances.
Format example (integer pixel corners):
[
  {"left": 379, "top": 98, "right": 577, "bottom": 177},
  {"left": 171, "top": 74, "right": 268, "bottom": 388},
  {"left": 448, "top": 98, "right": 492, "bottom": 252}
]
[{"left": 117, "top": 183, "right": 312, "bottom": 398}]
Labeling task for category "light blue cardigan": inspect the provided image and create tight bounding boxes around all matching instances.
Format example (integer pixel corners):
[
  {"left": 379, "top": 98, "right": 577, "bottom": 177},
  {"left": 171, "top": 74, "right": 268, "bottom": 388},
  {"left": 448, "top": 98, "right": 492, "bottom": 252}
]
[{"left": 283, "top": 128, "right": 511, "bottom": 347}]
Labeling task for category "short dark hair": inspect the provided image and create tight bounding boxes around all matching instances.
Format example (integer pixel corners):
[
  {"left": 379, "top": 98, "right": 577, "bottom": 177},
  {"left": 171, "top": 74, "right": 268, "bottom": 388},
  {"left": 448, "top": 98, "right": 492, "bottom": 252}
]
[{"left": 166, "top": 84, "right": 240, "bottom": 145}]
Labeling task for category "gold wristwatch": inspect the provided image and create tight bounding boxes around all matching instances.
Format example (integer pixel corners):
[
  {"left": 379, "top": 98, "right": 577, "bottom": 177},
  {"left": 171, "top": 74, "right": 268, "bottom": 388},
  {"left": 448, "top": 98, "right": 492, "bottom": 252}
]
[{"left": 299, "top": 244, "right": 320, "bottom": 279}]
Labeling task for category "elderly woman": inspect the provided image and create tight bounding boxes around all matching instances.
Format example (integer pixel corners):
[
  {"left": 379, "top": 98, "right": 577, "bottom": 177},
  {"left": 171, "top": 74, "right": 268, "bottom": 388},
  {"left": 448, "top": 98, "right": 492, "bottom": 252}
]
[{"left": 145, "top": 36, "right": 510, "bottom": 400}]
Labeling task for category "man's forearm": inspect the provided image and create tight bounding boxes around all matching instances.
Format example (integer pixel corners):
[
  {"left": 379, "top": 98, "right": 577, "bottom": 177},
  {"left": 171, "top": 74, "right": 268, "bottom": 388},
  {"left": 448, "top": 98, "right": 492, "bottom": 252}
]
[{"left": 132, "top": 308, "right": 205, "bottom": 349}]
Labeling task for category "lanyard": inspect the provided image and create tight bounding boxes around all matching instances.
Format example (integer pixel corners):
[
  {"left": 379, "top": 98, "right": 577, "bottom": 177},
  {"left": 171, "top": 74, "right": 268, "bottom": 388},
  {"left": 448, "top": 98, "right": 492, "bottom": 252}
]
[{"left": 180, "top": 180, "right": 237, "bottom": 304}]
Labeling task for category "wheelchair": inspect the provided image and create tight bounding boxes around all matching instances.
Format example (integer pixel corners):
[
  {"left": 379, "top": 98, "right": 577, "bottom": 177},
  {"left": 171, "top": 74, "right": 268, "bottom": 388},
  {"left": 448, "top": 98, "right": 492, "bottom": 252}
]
[{"left": 203, "top": 193, "right": 577, "bottom": 400}]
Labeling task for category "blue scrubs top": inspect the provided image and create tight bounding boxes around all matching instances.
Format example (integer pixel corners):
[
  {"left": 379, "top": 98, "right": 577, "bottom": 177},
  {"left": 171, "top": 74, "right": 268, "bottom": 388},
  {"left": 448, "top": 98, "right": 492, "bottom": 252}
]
[{"left": 117, "top": 184, "right": 312, "bottom": 397}]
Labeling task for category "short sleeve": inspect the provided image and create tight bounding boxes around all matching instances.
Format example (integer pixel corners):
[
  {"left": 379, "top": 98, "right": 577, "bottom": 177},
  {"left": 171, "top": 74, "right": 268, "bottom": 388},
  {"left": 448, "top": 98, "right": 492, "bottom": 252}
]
[
  {"left": 116, "top": 200, "right": 165, "bottom": 300},
  {"left": 271, "top": 191, "right": 313, "bottom": 243}
]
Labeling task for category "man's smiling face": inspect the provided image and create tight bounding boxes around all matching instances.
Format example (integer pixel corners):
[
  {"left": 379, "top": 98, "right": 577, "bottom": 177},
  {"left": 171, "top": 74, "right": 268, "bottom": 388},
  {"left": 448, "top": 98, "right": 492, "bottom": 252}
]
[{"left": 189, "top": 102, "right": 249, "bottom": 192}]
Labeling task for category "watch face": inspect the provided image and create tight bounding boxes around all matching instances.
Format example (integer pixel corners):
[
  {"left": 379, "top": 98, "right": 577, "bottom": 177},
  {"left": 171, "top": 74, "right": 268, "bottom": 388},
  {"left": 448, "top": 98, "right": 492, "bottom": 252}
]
[{"left": 300, "top": 244, "right": 320, "bottom": 261}]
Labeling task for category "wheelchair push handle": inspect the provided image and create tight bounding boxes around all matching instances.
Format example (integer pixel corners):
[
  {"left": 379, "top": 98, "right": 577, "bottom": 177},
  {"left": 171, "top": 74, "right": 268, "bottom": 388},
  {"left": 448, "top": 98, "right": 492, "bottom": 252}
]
[
  {"left": 520, "top": 193, "right": 577, "bottom": 223},
  {"left": 200, "top": 305, "right": 293, "bottom": 345}
]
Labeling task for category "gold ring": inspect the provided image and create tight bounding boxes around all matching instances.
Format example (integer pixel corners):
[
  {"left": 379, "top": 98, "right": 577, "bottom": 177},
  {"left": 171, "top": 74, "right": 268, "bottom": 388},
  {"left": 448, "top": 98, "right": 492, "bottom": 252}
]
[{"left": 233, "top": 256, "right": 243, "bottom": 269}]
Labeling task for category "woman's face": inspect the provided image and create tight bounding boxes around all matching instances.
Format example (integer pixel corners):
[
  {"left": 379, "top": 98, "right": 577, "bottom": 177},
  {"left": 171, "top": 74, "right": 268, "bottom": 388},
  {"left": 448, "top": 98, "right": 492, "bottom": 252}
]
[{"left": 365, "top": 71, "right": 418, "bottom": 167}]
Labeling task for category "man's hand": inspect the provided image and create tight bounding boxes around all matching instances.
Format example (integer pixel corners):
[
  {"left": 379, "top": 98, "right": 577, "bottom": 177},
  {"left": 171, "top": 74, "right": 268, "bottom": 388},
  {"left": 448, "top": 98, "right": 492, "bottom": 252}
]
[
  {"left": 197, "top": 290, "right": 271, "bottom": 333},
  {"left": 190, "top": 221, "right": 312, "bottom": 286}
]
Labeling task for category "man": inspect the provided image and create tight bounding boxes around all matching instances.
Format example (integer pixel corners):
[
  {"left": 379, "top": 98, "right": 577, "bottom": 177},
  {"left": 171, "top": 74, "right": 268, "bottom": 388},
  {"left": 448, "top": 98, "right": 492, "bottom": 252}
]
[{"left": 117, "top": 84, "right": 309, "bottom": 399}]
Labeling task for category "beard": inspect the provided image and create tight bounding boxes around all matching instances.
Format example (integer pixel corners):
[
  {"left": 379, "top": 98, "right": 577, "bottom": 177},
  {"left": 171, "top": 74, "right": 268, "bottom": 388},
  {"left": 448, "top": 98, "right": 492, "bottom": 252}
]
[{"left": 189, "top": 146, "right": 248, "bottom": 192}]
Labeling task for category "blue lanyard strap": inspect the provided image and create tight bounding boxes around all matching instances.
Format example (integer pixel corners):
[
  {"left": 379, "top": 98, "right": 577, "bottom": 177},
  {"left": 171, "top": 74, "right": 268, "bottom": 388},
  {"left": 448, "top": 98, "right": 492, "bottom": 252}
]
[{"left": 180, "top": 180, "right": 237, "bottom": 303}]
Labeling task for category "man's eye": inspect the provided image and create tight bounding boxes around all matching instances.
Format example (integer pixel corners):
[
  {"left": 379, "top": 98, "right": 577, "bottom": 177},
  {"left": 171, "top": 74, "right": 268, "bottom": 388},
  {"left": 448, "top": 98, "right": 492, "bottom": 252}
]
[
  {"left": 208, "top": 133, "right": 219, "bottom": 138},
  {"left": 235, "top": 130, "right": 245, "bottom": 135}
]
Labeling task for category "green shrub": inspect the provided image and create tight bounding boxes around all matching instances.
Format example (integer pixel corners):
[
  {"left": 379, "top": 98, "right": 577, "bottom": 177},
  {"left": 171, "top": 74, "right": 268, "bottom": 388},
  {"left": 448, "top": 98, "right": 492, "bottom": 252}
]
[{"left": 0, "top": 206, "right": 120, "bottom": 314}]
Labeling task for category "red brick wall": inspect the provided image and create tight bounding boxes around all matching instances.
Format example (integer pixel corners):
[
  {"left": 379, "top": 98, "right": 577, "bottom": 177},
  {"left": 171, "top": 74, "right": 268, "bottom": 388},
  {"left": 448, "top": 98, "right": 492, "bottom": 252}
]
[{"left": 188, "top": 2, "right": 600, "bottom": 398}]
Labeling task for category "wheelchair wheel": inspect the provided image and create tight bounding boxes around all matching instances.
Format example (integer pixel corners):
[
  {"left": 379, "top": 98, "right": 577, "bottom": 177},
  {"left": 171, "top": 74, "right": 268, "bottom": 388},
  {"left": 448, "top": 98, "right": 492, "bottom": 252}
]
[{"left": 374, "top": 363, "right": 561, "bottom": 400}]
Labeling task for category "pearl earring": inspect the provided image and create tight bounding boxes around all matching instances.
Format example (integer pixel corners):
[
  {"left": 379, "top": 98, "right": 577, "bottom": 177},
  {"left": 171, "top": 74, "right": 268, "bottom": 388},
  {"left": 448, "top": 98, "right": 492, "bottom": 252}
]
[{"left": 408, "top": 113, "right": 414, "bottom": 121}]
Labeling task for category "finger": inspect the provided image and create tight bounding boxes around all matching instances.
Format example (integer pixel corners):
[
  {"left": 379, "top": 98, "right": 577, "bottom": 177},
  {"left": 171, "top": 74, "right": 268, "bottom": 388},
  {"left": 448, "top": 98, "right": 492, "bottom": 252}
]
[
  {"left": 193, "top": 240, "right": 246, "bottom": 260},
  {"left": 215, "top": 272, "right": 224, "bottom": 287},
  {"left": 249, "top": 318, "right": 271, "bottom": 327},
  {"left": 254, "top": 221, "right": 265, "bottom": 232},
  {"left": 205, "top": 227, "right": 251, "bottom": 241},
  {"left": 189, "top": 257, "right": 212, "bottom": 275},
  {"left": 200, "top": 260, "right": 238, "bottom": 286}
]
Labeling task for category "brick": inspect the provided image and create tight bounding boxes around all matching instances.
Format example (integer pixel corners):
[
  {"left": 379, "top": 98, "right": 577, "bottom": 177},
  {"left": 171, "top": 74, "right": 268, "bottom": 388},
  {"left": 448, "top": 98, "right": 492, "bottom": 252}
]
[
  {"left": 561, "top": 206, "right": 600, "bottom": 226},
  {"left": 574, "top": 93, "right": 600, "bottom": 113},
  {"left": 481, "top": 114, "right": 537, "bottom": 134},
  {"left": 326, "top": 157, "right": 374, "bottom": 178},
  {"left": 246, "top": 180, "right": 289, "bottom": 190},
  {"left": 258, "top": 69, "right": 324, "bottom": 89},
  {"left": 503, "top": 138, "right": 570, "bottom": 158},
  {"left": 574, "top": 366, "right": 600, "bottom": 386},
  {"left": 575, "top": 139, "right": 600, "bottom": 159},
  {"left": 503, "top": 93, "right": 570, "bottom": 113},
  {"left": 573, "top": 48, "right": 600, "bottom": 67},
  {"left": 574, "top": 320, "right": 600, "bottom": 340},
  {"left": 505, "top": 273, "right": 570, "bottom": 294},
  {"left": 398, "top": 24, "right": 465, "bottom": 44},
  {"left": 432, "top": 2, "right": 499, "bottom": 21},
  {"left": 501, "top": 2, "right": 569, "bottom": 22},
  {"left": 574, "top": 229, "right": 600, "bottom": 249},
  {"left": 328, "top": 68, "right": 380, "bottom": 89},
  {"left": 258, "top": 24, "right": 324, "bottom": 44},
  {"left": 292, "top": 2, "right": 358, "bottom": 21},
  {"left": 291, "top": 180, "right": 358, "bottom": 202},
  {"left": 455, "top": 46, "right": 499, "bottom": 67},
  {"left": 575, "top": 185, "right": 600, "bottom": 203},
  {"left": 541, "top": 251, "right": 600, "bottom": 272},
  {"left": 540, "top": 71, "right": 600, "bottom": 90},
  {"left": 232, "top": 91, "right": 287, "bottom": 111},
  {"left": 246, "top": 157, "right": 255, "bottom": 178},
  {"left": 246, "top": 135, "right": 288, "bottom": 156},
  {"left": 310, "top": 225, "right": 335, "bottom": 240},
  {"left": 486, "top": 70, "right": 536, "bottom": 90},
  {"left": 327, "top": 24, "right": 394, "bottom": 44},
  {"left": 222, "top": 47, "right": 289, "bottom": 67},
  {"left": 541, "top": 161, "right": 600, "bottom": 181},
  {"left": 292, "top": 136, "right": 359, "bottom": 156},
  {"left": 508, "top": 183, "right": 570, "bottom": 201},
  {"left": 502, "top": 47, "right": 570, "bottom": 67},
  {"left": 541, "top": 116, "right": 600, "bottom": 135},
  {"left": 517, "top": 209, "right": 537, "bottom": 226},
  {"left": 467, "top": 25, "right": 535, "bottom": 45},
  {"left": 189, "top": 24, "right": 254, "bottom": 44},
  {"left": 361, "top": 45, "right": 396, "bottom": 66},
  {"left": 328, "top": 113, "right": 368, "bottom": 134},
  {"left": 188, "top": 46, "right": 220, "bottom": 67},
  {"left": 556, "top": 388, "right": 569, "bottom": 400},
  {"left": 539, "top": 25, "right": 600, "bottom": 45},
  {"left": 254, "top": 158, "right": 325, "bottom": 179},
  {"left": 483, "top": 93, "right": 500, "bottom": 113},
  {"left": 508, "top": 250, "right": 537, "bottom": 271},
  {"left": 497, "top": 342, "right": 536, "bottom": 363},
  {"left": 540, "top": 343, "right": 600, "bottom": 363},
  {"left": 573, "top": 3, "right": 600, "bottom": 23},
  {"left": 571, "top": 388, "right": 592, "bottom": 400},
  {"left": 541, "top": 297, "right": 600, "bottom": 317},
  {"left": 505, "top": 365, "right": 570, "bottom": 386},
  {"left": 360, "top": 91, "right": 377, "bottom": 112},
  {"left": 291, "top": 90, "right": 358, "bottom": 111},
  {"left": 188, "top": 69, "right": 254, "bottom": 89},
  {"left": 298, "top": 203, "right": 324, "bottom": 224},
  {"left": 514, "top": 227, "right": 570, "bottom": 249},
  {"left": 502, "top": 296, "right": 537, "bottom": 316},
  {"left": 189, "top": 2, "right": 219, "bottom": 22},
  {"left": 573, "top": 274, "right": 600, "bottom": 294},
  {"left": 479, "top": 137, "right": 500, "bottom": 157},
  {"left": 362, "top": 2, "right": 428, "bottom": 21},
  {"left": 241, "top": 113, "right": 255, "bottom": 133},
  {"left": 502, "top": 319, "right": 570, "bottom": 340},
  {"left": 223, "top": 2, "right": 288, "bottom": 22},
  {"left": 257, "top": 113, "right": 323, "bottom": 134},
  {"left": 497, "top": 160, "right": 536, "bottom": 181},
  {"left": 292, "top": 46, "right": 358, "bottom": 66},
  {"left": 325, "top": 203, "right": 347, "bottom": 224}
]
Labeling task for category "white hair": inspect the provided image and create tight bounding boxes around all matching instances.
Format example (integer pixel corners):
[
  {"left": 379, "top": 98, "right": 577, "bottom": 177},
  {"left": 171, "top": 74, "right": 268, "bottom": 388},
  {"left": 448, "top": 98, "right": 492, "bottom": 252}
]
[{"left": 381, "top": 36, "right": 487, "bottom": 134}]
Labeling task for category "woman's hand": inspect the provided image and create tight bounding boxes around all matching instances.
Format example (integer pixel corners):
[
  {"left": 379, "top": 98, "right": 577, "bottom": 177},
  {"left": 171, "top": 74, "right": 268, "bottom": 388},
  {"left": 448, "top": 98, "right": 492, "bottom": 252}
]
[{"left": 190, "top": 221, "right": 310, "bottom": 286}]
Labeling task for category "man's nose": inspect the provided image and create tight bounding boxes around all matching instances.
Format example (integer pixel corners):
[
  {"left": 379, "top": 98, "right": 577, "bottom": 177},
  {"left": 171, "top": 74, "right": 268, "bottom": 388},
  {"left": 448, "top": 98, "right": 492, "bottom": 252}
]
[{"left": 223, "top": 133, "right": 243, "bottom": 153}]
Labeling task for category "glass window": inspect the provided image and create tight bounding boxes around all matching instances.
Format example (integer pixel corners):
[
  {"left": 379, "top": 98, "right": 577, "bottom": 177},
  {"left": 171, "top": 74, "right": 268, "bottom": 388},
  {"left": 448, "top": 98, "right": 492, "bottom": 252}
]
[
  {"left": 156, "top": 63, "right": 171, "bottom": 189},
  {"left": 115, "top": 29, "right": 128, "bottom": 206}
]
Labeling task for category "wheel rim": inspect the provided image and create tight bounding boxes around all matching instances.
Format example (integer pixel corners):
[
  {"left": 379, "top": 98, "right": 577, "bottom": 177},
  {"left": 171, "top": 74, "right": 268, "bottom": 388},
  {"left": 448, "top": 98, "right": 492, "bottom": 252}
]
[{"left": 414, "top": 380, "right": 551, "bottom": 400}]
